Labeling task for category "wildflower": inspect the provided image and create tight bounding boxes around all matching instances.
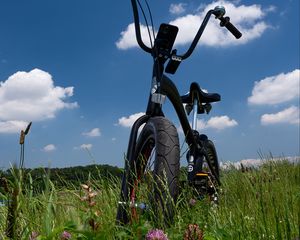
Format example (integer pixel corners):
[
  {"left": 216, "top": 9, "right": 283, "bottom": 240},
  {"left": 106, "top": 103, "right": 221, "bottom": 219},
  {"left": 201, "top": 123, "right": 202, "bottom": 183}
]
[
  {"left": 80, "top": 183, "right": 98, "bottom": 206},
  {"left": 183, "top": 224, "right": 203, "bottom": 240},
  {"left": 145, "top": 229, "right": 168, "bottom": 240},
  {"left": 189, "top": 198, "right": 197, "bottom": 206},
  {"left": 94, "top": 210, "right": 101, "bottom": 217},
  {"left": 80, "top": 196, "right": 88, "bottom": 201},
  {"left": 89, "top": 192, "right": 97, "bottom": 198},
  {"left": 80, "top": 182, "right": 101, "bottom": 231},
  {"left": 81, "top": 184, "right": 89, "bottom": 190},
  {"left": 29, "top": 231, "right": 39, "bottom": 240},
  {"left": 61, "top": 231, "right": 71, "bottom": 240}
]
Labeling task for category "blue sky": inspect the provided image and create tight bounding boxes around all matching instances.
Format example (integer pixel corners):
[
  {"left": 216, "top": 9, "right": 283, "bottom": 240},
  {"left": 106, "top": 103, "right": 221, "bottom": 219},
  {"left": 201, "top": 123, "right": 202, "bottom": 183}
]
[{"left": 0, "top": 0, "right": 299, "bottom": 169}]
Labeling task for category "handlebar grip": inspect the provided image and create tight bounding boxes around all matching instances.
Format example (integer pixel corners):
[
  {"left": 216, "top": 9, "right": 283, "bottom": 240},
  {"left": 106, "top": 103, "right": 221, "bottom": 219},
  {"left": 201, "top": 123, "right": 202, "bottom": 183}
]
[{"left": 220, "top": 16, "right": 242, "bottom": 39}]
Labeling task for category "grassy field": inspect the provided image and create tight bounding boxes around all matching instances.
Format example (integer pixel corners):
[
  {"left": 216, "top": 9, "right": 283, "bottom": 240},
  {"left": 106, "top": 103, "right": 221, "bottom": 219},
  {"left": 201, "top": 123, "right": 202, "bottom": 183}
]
[{"left": 0, "top": 159, "right": 299, "bottom": 239}]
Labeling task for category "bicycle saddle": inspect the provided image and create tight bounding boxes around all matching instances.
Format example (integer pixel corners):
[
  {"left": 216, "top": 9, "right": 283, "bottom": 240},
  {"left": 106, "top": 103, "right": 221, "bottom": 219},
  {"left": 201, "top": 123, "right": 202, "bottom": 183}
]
[{"left": 181, "top": 82, "right": 220, "bottom": 104}]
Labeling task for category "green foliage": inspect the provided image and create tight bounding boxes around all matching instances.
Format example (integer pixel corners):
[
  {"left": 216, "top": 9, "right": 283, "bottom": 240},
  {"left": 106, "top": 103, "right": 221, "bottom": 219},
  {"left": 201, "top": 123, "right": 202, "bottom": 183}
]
[
  {"left": 0, "top": 164, "right": 123, "bottom": 194},
  {"left": 0, "top": 160, "right": 299, "bottom": 239}
]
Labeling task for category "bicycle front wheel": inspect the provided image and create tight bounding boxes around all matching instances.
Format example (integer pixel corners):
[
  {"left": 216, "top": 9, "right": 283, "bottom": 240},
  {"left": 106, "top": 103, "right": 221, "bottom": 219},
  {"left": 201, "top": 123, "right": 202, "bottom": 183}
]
[{"left": 129, "top": 116, "right": 180, "bottom": 225}]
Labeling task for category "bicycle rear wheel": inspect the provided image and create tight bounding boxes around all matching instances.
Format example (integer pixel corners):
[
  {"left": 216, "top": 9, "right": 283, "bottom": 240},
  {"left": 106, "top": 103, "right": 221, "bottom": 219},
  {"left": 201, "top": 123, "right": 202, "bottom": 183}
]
[
  {"left": 205, "top": 140, "right": 220, "bottom": 182},
  {"left": 198, "top": 139, "right": 220, "bottom": 202},
  {"left": 117, "top": 116, "right": 180, "bottom": 225}
]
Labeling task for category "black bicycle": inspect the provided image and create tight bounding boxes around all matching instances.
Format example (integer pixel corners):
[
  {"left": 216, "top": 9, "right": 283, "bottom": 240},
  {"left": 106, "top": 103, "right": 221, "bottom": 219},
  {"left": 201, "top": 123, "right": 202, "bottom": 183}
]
[{"left": 117, "top": 0, "right": 242, "bottom": 225}]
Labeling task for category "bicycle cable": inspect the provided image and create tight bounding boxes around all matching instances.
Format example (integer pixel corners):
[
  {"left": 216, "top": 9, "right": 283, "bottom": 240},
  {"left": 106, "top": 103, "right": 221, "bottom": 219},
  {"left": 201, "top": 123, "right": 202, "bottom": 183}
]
[
  {"left": 144, "top": 0, "right": 155, "bottom": 44},
  {"left": 137, "top": 0, "right": 163, "bottom": 98},
  {"left": 137, "top": 0, "right": 154, "bottom": 49},
  {"left": 144, "top": 0, "right": 162, "bottom": 86}
]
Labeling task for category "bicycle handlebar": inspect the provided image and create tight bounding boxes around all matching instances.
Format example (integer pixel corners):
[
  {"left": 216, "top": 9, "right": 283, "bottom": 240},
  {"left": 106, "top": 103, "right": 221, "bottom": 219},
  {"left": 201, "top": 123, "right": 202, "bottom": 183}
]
[
  {"left": 219, "top": 16, "right": 242, "bottom": 39},
  {"left": 180, "top": 9, "right": 214, "bottom": 60},
  {"left": 131, "top": 0, "right": 152, "bottom": 53},
  {"left": 130, "top": 0, "right": 242, "bottom": 59}
]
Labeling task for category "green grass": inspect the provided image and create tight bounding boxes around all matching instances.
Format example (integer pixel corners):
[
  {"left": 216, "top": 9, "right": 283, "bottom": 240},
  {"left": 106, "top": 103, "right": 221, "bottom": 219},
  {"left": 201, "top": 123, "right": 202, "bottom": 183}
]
[{"left": 0, "top": 159, "right": 299, "bottom": 239}]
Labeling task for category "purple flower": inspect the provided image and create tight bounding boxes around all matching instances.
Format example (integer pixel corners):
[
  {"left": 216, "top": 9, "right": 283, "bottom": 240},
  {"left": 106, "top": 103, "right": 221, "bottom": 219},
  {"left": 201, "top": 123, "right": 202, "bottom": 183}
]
[
  {"left": 189, "top": 198, "right": 197, "bottom": 206},
  {"left": 61, "top": 231, "right": 72, "bottom": 239},
  {"left": 145, "top": 229, "right": 168, "bottom": 240},
  {"left": 29, "top": 231, "right": 39, "bottom": 240}
]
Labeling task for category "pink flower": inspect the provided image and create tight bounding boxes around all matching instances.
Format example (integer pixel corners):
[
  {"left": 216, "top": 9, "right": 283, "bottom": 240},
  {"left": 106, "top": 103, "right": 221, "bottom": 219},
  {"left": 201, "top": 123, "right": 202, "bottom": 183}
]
[
  {"left": 61, "top": 231, "right": 72, "bottom": 239},
  {"left": 145, "top": 229, "right": 168, "bottom": 240},
  {"left": 189, "top": 198, "right": 197, "bottom": 206},
  {"left": 29, "top": 231, "right": 39, "bottom": 240}
]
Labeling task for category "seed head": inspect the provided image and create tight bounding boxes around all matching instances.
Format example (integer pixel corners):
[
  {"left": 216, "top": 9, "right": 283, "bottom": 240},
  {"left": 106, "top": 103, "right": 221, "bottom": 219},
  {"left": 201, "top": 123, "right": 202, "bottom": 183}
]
[
  {"left": 183, "top": 224, "right": 203, "bottom": 240},
  {"left": 81, "top": 184, "right": 89, "bottom": 190},
  {"left": 88, "top": 192, "right": 97, "bottom": 198}
]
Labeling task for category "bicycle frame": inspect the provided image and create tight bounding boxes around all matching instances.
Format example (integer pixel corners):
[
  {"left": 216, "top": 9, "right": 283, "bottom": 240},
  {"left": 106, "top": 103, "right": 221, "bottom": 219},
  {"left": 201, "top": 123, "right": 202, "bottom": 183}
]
[
  {"left": 125, "top": 64, "right": 211, "bottom": 185},
  {"left": 118, "top": 0, "right": 241, "bottom": 224},
  {"left": 123, "top": 0, "right": 240, "bottom": 186}
]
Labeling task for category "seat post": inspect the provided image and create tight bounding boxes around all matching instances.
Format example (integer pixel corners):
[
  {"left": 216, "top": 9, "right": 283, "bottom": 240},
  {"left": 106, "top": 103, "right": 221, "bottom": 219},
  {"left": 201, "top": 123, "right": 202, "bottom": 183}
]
[{"left": 192, "top": 99, "right": 198, "bottom": 130}]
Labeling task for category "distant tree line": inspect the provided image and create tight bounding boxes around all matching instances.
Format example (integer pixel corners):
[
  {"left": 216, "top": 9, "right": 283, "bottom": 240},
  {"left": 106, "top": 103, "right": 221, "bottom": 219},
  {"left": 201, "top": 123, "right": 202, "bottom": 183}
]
[{"left": 0, "top": 164, "right": 123, "bottom": 194}]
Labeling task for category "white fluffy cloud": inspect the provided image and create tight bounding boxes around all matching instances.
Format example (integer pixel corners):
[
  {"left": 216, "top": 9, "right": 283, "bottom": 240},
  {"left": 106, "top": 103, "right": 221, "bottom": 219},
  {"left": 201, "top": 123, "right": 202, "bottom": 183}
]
[
  {"left": 169, "top": 3, "right": 186, "bottom": 15},
  {"left": 248, "top": 69, "right": 300, "bottom": 105},
  {"left": 206, "top": 115, "right": 238, "bottom": 130},
  {"left": 116, "top": 1, "right": 271, "bottom": 49},
  {"left": 116, "top": 23, "right": 155, "bottom": 50},
  {"left": 118, "top": 112, "right": 145, "bottom": 128},
  {"left": 0, "top": 68, "right": 78, "bottom": 133},
  {"left": 82, "top": 128, "right": 101, "bottom": 137},
  {"left": 261, "top": 106, "right": 299, "bottom": 125},
  {"left": 43, "top": 144, "right": 56, "bottom": 152},
  {"left": 248, "top": 69, "right": 299, "bottom": 126},
  {"left": 0, "top": 120, "right": 28, "bottom": 134},
  {"left": 73, "top": 143, "right": 93, "bottom": 151},
  {"left": 178, "top": 115, "right": 238, "bottom": 132},
  {"left": 79, "top": 143, "right": 93, "bottom": 150}
]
